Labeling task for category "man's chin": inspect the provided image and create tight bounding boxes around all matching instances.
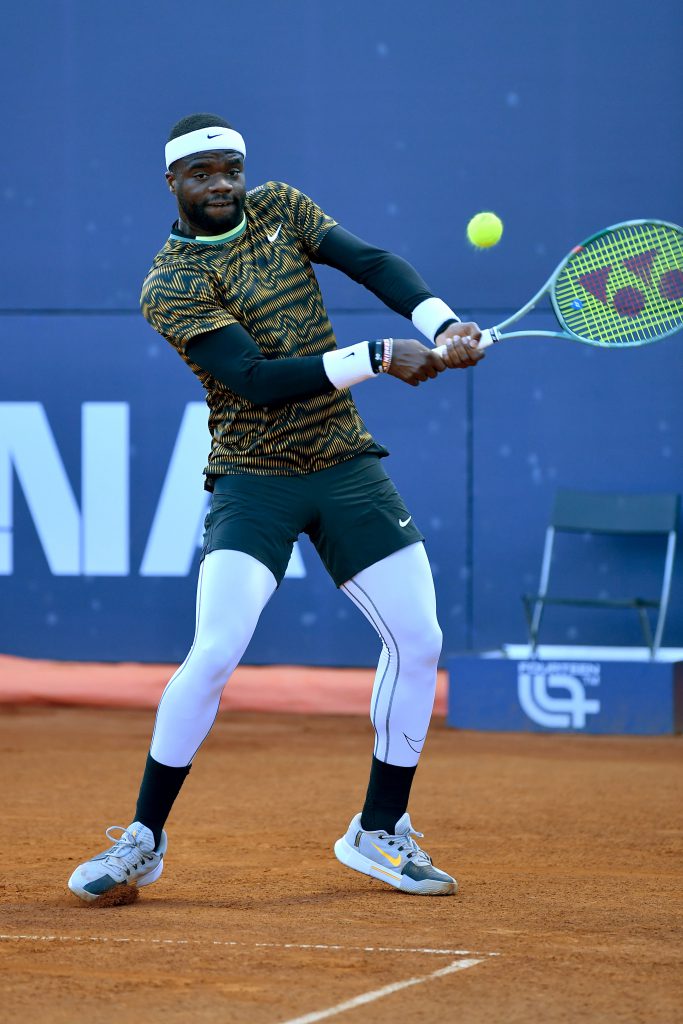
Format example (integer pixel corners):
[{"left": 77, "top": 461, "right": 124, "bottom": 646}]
[{"left": 197, "top": 205, "right": 242, "bottom": 235}]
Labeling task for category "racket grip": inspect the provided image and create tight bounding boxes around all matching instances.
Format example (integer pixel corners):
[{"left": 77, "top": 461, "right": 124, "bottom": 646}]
[{"left": 433, "top": 327, "right": 497, "bottom": 358}]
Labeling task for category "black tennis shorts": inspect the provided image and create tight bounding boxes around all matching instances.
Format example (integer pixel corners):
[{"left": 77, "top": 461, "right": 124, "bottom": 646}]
[{"left": 201, "top": 453, "right": 424, "bottom": 586}]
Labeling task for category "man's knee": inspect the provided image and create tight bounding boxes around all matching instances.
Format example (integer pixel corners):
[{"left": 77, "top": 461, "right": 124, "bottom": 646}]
[
  {"left": 396, "top": 615, "right": 442, "bottom": 667},
  {"left": 421, "top": 619, "right": 443, "bottom": 664},
  {"left": 190, "top": 639, "right": 240, "bottom": 686}
]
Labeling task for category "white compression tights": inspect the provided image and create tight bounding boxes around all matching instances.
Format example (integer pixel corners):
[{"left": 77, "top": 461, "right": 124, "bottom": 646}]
[{"left": 150, "top": 543, "right": 441, "bottom": 769}]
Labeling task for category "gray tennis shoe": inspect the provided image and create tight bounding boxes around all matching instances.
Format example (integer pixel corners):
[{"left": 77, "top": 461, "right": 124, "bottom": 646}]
[
  {"left": 334, "top": 812, "right": 457, "bottom": 895},
  {"left": 68, "top": 821, "right": 166, "bottom": 902}
]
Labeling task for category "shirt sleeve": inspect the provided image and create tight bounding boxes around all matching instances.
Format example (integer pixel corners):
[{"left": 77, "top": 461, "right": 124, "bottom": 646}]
[
  {"left": 314, "top": 225, "right": 435, "bottom": 318},
  {"left": 186, "top": 323, "right": 335, "bottom": 406},
  {"left": 278, "top": 183, "right": 338, "bottom": 256},
  {"left": 140, "top": 262, "right": 237, "bottom": 350}
]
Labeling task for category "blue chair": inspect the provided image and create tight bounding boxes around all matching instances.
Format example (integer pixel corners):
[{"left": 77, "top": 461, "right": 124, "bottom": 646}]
[{"left": 523, "top": 490, "right": 680, "bottom": 657}]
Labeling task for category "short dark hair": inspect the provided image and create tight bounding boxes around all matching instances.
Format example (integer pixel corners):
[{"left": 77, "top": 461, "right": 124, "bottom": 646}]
[{"left": 167, "top": 113, "right": 233, "bottom": 142}]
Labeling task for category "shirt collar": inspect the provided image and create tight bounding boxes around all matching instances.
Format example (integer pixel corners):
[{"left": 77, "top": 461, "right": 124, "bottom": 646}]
[{"left": 169, "top": 215, "right": 247, "bottom": 245}]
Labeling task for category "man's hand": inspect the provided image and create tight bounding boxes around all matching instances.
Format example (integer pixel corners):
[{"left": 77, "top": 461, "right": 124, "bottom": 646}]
[
  {"left": 434, "top": 321, "right": 485, "bottom": 368},
  {"left": 387, "top": 325, "right": 485, "bottom": 386},
  {"left": 387, "top": 339, "right": 450, "bottom": 386}
]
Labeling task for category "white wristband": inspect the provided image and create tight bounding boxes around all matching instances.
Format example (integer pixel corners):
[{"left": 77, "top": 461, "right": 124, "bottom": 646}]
[
  {"left": 322, "top": 342, "right": 376, "bottom": 389},
  {"left": 411, "top": 297, "right": 460, "bottom": 343}
]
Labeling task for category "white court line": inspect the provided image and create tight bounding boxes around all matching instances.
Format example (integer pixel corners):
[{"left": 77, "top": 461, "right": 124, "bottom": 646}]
[
  {"left": 278, "top": 958, "right": 485, "bottom": 1024},
  {"left": 0, "top": 934, "right": 498, "bottom": 958}
]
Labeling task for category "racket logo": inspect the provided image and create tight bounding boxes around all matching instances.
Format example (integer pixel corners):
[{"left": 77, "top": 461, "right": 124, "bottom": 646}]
[{"left": 575, "top": 248, "right": 683, "bottom": 320}]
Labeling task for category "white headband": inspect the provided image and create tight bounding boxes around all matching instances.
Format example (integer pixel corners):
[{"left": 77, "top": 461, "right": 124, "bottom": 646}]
[{"left": 165, "top": 127, "right": 247, "bottom": 170}]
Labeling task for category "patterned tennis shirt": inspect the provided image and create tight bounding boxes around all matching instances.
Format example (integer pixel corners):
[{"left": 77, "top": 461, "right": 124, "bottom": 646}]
[{"left": 140, "top": 182, "right": 385, "bottom": 480}]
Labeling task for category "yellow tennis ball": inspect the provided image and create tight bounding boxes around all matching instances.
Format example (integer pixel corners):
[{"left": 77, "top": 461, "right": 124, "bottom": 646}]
[{"left": 467, "top": 211, "right": 503, "bottom": 248}]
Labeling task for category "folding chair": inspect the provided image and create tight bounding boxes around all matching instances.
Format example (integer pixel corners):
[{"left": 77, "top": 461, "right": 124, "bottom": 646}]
[{"left": 523, "top": 490, "right": 680, "bottom": 658}]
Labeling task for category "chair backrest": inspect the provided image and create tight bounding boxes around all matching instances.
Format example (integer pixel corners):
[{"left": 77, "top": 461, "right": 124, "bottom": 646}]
[{"left": 551, "top": 490, "right": 680, "bottom": 535}]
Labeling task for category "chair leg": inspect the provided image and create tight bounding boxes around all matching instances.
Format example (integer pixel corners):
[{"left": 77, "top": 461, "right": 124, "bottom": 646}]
[
  {"left": 653, "top": 532, "right": 677, "bottom": 658},
  {"left": 527, "top": 527, "right": 555, "bottom": 656},
  {"left": 636, "top": 606, "right": 655, "bottom": 657},
  {"left": 522, "top": 596, "right": 544, "bottom": 655}
]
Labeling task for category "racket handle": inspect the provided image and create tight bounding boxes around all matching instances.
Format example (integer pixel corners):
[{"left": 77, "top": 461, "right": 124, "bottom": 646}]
[
  {"left": 433, "top": 327, "right": 498, "bottom": 358},
  {"left": 478, "top": 328, "right": 498, "bottom": 350}
]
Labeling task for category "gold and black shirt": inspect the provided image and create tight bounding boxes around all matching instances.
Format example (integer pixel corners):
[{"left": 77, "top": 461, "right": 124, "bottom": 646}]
[{"left": 141, "top": 182, "right": 384, "bottom": 478}]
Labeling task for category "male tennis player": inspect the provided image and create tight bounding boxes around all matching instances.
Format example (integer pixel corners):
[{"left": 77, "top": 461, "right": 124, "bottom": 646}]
[{"left": 68, "top": 113, "right": 484, "bottom": 902}]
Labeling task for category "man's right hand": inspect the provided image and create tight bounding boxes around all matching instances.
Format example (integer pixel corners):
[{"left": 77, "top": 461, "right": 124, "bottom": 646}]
[{"left": 387, "top": 339, "right": 451, "bottom": 386}]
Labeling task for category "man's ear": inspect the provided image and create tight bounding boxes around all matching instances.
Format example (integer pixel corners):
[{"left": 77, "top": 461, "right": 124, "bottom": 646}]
[{"left": 165, "top": 171, "right": 176, "bottom": 195}]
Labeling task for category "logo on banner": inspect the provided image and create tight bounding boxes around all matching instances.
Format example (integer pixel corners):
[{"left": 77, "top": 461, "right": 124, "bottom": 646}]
[{"left": 517, "top": 661, "right": 601, "bottom": 729}]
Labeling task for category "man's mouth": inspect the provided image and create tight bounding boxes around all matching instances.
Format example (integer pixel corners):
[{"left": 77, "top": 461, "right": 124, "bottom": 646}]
[{"left": 206, "top": 200, "right": 234, "bottom": 207}]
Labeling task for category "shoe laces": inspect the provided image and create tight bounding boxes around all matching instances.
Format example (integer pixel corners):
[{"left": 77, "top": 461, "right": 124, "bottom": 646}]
[
  {"left": 379, "top": 827, "right": 433, "bottom": 866},
  {"left": 102, "top": 826, "right": 152, "bottom": 875}
]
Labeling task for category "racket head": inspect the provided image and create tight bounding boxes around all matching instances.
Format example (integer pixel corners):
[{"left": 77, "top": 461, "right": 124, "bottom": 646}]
[{"left": 550, "top": 220, "right": 683, "bottom": 347}]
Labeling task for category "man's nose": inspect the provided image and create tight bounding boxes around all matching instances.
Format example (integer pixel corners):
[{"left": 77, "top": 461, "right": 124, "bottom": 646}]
[{"left": 209, "top": 174, "right": 234, "bottom": 191}]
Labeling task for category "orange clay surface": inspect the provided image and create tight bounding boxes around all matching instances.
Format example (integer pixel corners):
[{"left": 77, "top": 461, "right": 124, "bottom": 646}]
[{"left": 1, "top": 705, "right": 681, "bottom": 1024}]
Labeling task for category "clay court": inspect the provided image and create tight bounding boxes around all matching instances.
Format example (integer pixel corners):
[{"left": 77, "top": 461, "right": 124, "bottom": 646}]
[{"left": 2, "top": 695, "right": 681, "bottom": 1023}]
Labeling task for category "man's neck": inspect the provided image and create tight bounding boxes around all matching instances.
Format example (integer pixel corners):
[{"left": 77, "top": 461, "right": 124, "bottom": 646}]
[{"left": 172, "top": 219, "right": 196, "bottom": 239}]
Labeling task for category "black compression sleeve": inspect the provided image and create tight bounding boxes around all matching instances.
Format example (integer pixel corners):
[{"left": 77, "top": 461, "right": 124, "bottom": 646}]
[
  {"left": 186, "top": 322, "right": 335, "bottom": 406},
  {"left": 315, "top": 225, "right": 434, "bottom": 318}
]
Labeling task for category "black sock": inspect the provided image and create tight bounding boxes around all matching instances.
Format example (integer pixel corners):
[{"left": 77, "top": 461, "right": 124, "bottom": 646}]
[
  {"left": 133, "top": 753, "right": 191, "bottom": 848},
  {"left": 360, "top": 756, "right": 417, "bottom": 833}
]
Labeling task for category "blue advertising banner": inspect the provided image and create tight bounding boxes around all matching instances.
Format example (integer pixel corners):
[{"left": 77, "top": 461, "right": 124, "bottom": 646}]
[
  {"left": 1, "top": 1, "right": 682, "bottom": 665},
  {"left": 447, "top": 656, "right": 683, "bottom": 735}
]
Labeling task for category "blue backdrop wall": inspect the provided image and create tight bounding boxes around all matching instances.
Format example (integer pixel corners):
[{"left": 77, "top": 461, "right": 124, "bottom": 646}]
[{"left": 1, "top": 0, "right": 682, "bottom": 664}]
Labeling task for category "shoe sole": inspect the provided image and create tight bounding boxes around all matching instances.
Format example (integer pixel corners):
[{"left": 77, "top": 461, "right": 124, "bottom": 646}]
[
  {"left": 68, "top": 859, "right": 164, "bottom": 903},
  {"left": 334, "top": 838, "right": 456, "bottom": 896}
]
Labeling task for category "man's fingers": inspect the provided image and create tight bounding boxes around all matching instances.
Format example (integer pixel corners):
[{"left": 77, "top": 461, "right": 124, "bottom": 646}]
[
  {"left": 453, "top": 340, "right": 485, "bottom": 365},
  {"left": 437, "top": 340, "right": 486, "bottom": 369},
  {"left": 429, "top": 351, "right": 448, "bottom": 373}
]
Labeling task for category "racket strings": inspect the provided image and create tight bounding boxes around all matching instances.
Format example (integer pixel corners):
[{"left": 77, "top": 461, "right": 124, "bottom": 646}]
[
  {"left": 602, "top": 225, "right": 683, "bottom": 337},
  {"left": 558, "top": 226, "right": 681, "bottom": 342},
  {"left": 554, "top": 223, "right": 683, "bottom": 345}
]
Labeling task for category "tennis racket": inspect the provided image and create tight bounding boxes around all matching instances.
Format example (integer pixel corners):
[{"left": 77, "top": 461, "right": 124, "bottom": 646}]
[{"left": 435, "top": 219, "right": 683, "bottom": 354}]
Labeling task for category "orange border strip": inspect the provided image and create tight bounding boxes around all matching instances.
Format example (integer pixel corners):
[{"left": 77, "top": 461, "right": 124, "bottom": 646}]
[{"left": 0, "top": 655, "right": 447, "bottom": 716}]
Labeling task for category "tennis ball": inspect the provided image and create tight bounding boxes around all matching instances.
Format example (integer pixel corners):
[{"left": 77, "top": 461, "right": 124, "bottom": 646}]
[{"left": 467, "top": 211, "right": 503, "bottom": 248}]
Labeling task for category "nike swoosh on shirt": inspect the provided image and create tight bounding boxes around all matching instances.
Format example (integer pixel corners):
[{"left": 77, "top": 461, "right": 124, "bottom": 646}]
[
  {"left": 370, "top": 843, "right": 402, "bottom": 868},
  {"left": 266, "top": 223, "right": 282, "bottom": 243},
  {"left": 399, "top": 516, "right": 412, "bottom": 528}
]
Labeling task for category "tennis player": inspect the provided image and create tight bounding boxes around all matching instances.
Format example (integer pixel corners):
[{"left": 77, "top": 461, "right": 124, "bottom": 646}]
[{"left": 68, "top": 113, "right": 484, "bottom": 902}]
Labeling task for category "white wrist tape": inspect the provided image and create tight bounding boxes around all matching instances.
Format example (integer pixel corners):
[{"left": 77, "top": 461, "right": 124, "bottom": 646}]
[
  {"left": 322, "top": 342, "right": 376, "bottom": 389},
  {"left": 411, "top": 297, "right": 460, "bottom": 343}
]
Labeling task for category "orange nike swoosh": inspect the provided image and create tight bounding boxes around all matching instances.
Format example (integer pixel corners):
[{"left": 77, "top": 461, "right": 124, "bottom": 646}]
[{"left": 370, "top": 843, "right": 401, "bottom": 867}]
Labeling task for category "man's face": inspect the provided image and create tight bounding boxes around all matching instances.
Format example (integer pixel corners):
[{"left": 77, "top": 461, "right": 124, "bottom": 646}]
[{"left": 166, "top": 151, "right": 246, "bottom": 235}]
